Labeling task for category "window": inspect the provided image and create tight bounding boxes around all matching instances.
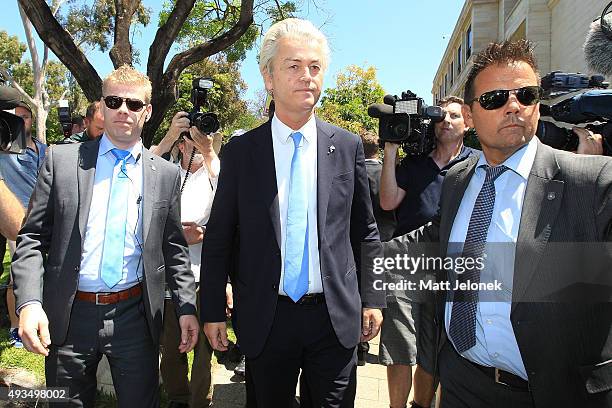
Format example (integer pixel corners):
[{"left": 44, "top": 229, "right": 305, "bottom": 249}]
[
  {"left": 450, "top": 62, "right": 454, "bottom": 85},
  {"left": 457, "top": 45, "right": 462, "bottom": 73},
  {"left": 466, "top": 25, "right": 472, "bottom": 59},
  {"left": 444, "top": 74, "right": 448, "bottom": 95},
  {"left": 439, "top": 85, "right": 443, "bottom": 99}
]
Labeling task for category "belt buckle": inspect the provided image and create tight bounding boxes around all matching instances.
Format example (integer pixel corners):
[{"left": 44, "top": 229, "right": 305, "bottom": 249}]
[
  {"left": 95, "top": 292, "right": 111, "bottom": 305},
  {"left": 494, "top": 368, "right": 509, "bottom": 387}
]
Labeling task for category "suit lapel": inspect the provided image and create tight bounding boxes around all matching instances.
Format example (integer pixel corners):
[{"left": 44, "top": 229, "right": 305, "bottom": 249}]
[
  {"left": 142, "top": 149, "right": 158, "bottom": 244},
  {"left": 250, "top": 121, "right": 282, "bottom": 249},
  {"left": 77, "top": 140, "right": 100, "bottom": 242},
  {"left": 512, "top": 141, "right": 563, "bottom": 312},
  {"left": 315, "top": 119, "right": 336, "bottom": 244}
]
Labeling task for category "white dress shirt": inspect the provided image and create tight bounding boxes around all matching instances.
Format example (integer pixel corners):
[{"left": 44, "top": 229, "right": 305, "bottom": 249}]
[
  {"left": 179, "top": 161, "right": 218, "bottom": 282},
  {"left": 271, "top": 114, "right": 323, "bottom": 295},
  {"left": 445, "top": 136, "right": 538, "bottom": 379},
  {"left": 78, "top": 134, "right": 144, "bottom": 292}
]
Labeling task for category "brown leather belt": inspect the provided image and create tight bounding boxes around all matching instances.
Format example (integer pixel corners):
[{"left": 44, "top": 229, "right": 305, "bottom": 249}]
[
  {"left": 468, "top": 360, "right": 530, "bottom": 391},
  {"left": 75, "top": 284, "right": 142, "bottom": 305},
  {"left": 278, "top": 293, "right": 325, "bottom": 305}
]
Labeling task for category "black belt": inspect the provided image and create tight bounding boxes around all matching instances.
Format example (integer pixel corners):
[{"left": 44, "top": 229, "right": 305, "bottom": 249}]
[
  {"left": 278, "top": 293, "right": 325, "bottom": 305},
  {"left": 468, "top": 360, "right": 529, "bottom": 391}
]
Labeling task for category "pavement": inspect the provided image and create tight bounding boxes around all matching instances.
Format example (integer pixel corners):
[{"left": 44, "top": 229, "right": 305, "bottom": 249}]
[{"left": 209, "top": 334, "right": 408, "bottom": 408}]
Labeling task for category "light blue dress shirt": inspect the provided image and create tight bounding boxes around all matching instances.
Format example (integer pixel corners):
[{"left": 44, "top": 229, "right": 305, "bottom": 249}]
[
  {"left": 78, "top": 135, "right": 144, "bottom": 292},
  {"left": 444, "top": 137, "right": 538, "bottom": 379}
]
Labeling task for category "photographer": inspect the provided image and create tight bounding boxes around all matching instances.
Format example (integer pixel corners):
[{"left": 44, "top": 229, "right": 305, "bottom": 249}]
[
  {"left": 62, "top": 101, "right": 104, "bottom": 143},
  {"left": 0, "top": 101, "right": 47, "bottom": 350},
  {"left": 154, "top": 112, "right": 220, "bottom": 407},
  {"left": 379, "top": 96, "right": 477, "bottom": 408}
]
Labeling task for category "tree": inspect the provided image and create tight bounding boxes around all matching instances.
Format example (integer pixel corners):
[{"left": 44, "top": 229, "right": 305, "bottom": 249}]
[
  {"left": 17, "top": 0, "right": 284, "bottom": 146},
  {"left": 317, "top": 65, "right": 385, "bottom": 136}
]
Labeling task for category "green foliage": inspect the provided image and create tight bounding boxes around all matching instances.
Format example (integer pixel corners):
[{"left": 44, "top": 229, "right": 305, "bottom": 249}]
[
  {"left": 318, "top": 65, "right": 385, "bottom": 136},
  {"left": 153, "top": 57, "right": 262, "bottom": 144},
  {"left": 160, "top": 0, "right": 258, "bottom": 63},
  {"left": 60, "top": 0, "right": 151, "bottom": 58}
]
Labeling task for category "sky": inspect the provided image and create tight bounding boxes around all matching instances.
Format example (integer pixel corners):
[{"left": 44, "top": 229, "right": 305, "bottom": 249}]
[{"left": 0, "top": 0, "right": 465, "bottom": 106}]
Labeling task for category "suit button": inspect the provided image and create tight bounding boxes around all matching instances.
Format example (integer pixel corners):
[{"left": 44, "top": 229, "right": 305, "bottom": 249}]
[
  {"left": 276, "top": 251, "right": 281, "bottom": 256},
  {"left": 272, "top": 284, "right": 278, "bottom": 290},
  {"left": 74, "top": 266, "right": 79, "bottom": 271}
]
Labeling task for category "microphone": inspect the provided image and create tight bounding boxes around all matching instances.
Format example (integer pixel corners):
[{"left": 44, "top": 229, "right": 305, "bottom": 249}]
[
  {"left": 584, "top": 3, "right": 612, "bottom": 76},
  {"left": 136, "top": 195, "right": 142, "bottom": 205},
  {"left": 367, "top": 103, "right": 393, "bottom": 118},
  {"left": 135, "top": 153, "right": 142, "bottom": 163},
  {"left": 383, "top": 94, "right": 397, "bottom": 106},
  {"left": 0, "top": 86, "right": 22, "bottom": 110}
]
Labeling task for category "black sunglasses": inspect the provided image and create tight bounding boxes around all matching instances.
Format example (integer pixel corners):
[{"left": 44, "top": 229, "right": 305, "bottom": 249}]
[
  {"left": 103, "top": 95, "right": 146, "bottom": 112},
  {"left": 471, "top": 86, "right": 543, "bottom": 110}
]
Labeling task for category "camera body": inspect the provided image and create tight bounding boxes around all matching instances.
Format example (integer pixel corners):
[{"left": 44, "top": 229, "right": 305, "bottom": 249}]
[
  {"left": 186, "top": 77, "right": 220, "bottom": 138},
  {"left": 58, "top": 99, "right": 72, "bottom": 138},
  {"left": 0, "top": 69, "right": 26, "bottom": 154},
  {"left": 537, "top": 71, "right": 612, "bottom": 155},
  {"left": 368, "top": 90, "right": 445, "bottom": 156}
]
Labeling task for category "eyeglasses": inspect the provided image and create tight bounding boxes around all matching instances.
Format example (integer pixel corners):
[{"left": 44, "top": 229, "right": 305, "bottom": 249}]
[
  {"left": 103, "top": 95, "right": 146, "bottom": 112},
  {"left": 470, "top": 86, "right": 543, "bottom": 110}
]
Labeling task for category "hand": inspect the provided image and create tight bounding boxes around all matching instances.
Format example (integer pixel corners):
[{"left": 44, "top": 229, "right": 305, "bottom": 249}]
[
  {"left": 189, "top": 127, "right": 216, "bottom": 154},
  {"left": 18, "top": 303, "right": 51, "bottom": 356},
  {"left": 178, "top": 314, "right": 200, "bottom": 353},
  {"left": 203, "top": 322, "right": 229, "bottom": 351},
  {"left": 574, "top": 127, "right": 603, "bottom": 155},
  {"left": 225, "top": 283, "right": 233, "bottom": 318},
  {"left": 182, "top": 221, "right": 204, "bottom": 245},
  {"left": 167, "top": 111, "right": 191, "bottom": 141},
  {"left": 361, "top": 307, "right": 383, "bottom": 342}
]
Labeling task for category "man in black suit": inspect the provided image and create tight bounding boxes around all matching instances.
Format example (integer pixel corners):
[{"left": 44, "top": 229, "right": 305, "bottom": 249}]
[
  {"left": 12, "top": 65, "right": 199, "bottom": 407},
  {"left": 201, "top": 18, "right": 385, "bottom": 407},
  {"left": 390, "top": 40, "right": 611, "bottom": 407}
]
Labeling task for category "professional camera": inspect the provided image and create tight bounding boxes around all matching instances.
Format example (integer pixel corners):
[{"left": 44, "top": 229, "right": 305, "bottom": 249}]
[
  {"left": 537, "top": 71, "right": 612, "bottom": 155},
  {"left": 186, "top": 77, "right": 220, "bottom": 138},
  {"left": 368, "top": 91, "right": 445, "bottom": 156},
  {"left": 0, "top": 68, "right": 26, "bottom": 154},
  {"left": 57, "top": 99, "right": 73, "bottom": 138}
]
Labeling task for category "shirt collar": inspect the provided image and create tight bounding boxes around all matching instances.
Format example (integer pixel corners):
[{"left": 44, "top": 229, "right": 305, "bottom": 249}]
[
  {"left": 98, "top": 134, "right": 143, "bottom": 162},
  {"left": 476, "top": 137, "right": 537, "bottom": 180},
  {"left": 271, "top": 113, "right": 317, "bottom": 145}
]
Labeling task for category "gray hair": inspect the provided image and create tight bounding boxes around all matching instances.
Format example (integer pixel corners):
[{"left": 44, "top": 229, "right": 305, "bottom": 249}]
[{"left": 259, "top": 18, "right": 330, "bottom": 75}]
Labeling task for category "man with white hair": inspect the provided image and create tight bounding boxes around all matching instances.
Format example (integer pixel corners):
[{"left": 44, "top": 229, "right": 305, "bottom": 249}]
[{"left": 201, "top": 18, "right": 385, "bottom": 407}]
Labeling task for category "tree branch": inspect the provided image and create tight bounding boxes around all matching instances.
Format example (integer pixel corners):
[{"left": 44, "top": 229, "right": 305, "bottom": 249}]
[
  {"left": 11, "top": 81, "right": 36, "bottom": 108},
  {"left": 17, "top": 0, "right": 101, "bottom": 101},
  {"left": 165, "top": 0, "right": 254, "bottom": 77},
  {"left": 110, "top": 0, "right": 139, "bottom": 67},
  {"left": 147, "top": 0, "right": 196, "bottom": 85}
]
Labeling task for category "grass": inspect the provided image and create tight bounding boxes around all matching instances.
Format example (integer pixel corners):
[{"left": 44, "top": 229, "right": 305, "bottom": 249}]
[{"left": 0, "top": 246, "right": 236, "bottom": 406}]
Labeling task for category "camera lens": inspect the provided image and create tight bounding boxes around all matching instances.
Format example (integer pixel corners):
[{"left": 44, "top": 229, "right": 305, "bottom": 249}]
[{"left": 193, "top": 112, "right": 220, "bottom": 134}]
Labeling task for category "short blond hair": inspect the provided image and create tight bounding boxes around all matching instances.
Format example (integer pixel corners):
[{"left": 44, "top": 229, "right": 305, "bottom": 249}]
[
  {"left": 102, "top": 65, "right": 152, "bottom": 103},
  {"left": 259, "top": 18, "right": 330, "bottom": 75}
]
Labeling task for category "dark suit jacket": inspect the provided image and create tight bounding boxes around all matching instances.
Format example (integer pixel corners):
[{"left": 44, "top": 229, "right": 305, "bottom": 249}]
[
  {"left": 391, "top": 140, "right": 612, "bottom": 407},
  {"left": 365, "top": 159, "right": 397, "bottom": 242},
  {"left": 201, "top": 118, "right": 386, "bottom": 358},
  {"left": 11, "top": 139, "right": 197, "bottom": 345}
]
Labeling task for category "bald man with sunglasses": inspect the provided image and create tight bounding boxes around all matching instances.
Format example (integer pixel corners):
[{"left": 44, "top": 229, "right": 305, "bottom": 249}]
[
  {"left": 11, "top": 65, "right": 199, "bottom": 407},
  {"left": 389, "top": 40, "right": 612, "bottom": 408}
]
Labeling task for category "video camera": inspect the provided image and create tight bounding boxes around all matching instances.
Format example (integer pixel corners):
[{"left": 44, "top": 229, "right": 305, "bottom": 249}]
[
  {"left": 368, "top": 91, "right": 445, "bottom": 156},
  {"left": 0, "top": 68, "right": 26, "bottom": 154},
  {"left": 185, "top": 77, "right": 220, "bottom": 139},
  {"left": 58, "top": 99, "right": 72, "bottom": 138},
  {"left": 537, "top": 71, "right": 612, "bottom": 155}
]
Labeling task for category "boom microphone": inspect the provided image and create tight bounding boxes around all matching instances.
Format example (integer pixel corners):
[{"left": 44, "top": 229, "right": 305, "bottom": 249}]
[
  {"left": 367, "top": 103, "right": 393, "bottom": 118},
  {"left": 584, "top": 1, "right": 612, "bottom": 76}
]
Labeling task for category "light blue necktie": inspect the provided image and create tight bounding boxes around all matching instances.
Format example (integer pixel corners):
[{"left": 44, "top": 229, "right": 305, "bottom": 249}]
[
  {"left": 283, "top": 132, "right": 309, "bottom": 302},
  {"left": 100, "top": 148, "right": 131, "bottom": 289},
  {"left": 449, "top": 164, "right": 508, "bottom": 352}
]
